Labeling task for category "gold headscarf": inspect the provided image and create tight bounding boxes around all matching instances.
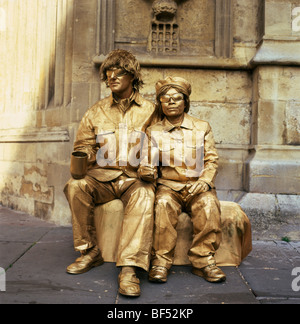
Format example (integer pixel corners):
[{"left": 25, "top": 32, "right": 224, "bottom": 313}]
[{"left": 155, "top": 76, "right": 192, "bottom": 97}]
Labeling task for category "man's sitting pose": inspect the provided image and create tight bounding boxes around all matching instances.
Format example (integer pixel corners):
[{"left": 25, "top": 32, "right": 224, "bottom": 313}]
[
  {"left": 64, "top": 49, "right": 158, "bottom": 297},
  {"left": 139, "top": 76, "right": 226, "bottom": 283}
]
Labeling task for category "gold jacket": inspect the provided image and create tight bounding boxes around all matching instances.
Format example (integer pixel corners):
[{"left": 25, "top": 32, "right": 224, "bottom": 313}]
[
  {"left": 74, "top": 91, "right": 157, "bottom": 182},
  {"left": 144, "top": 113, "right": 219, "bottom": 190}
]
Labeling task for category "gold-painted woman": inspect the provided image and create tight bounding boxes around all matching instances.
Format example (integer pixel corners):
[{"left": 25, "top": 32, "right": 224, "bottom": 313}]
[{"left": 139, "top": 76, "right": 252, "bottom": 283}]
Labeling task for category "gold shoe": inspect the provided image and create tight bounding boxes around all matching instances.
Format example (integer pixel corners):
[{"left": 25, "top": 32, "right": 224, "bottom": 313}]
[
  {"left": 192, "top": 264, "right": 226, "bottom": 283},
  {"left": 118, "top": 272, "right": 140, "bottom": 297},
  {"left": 66, "top": 248, "right": 104, "bottom": 274},
  {"left": 148, "top": 266, "right": 168, "bottom": 283}
]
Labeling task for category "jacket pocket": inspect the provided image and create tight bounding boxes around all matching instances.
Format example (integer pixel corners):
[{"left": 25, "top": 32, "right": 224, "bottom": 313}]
[{"left": 96, "top": 129, "right": 116, "bottom": 147}]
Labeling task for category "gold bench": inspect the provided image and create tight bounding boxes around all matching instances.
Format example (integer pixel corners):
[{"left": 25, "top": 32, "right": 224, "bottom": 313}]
[{"left": 94, "top": 200, "right": 252, "bottom": 267}]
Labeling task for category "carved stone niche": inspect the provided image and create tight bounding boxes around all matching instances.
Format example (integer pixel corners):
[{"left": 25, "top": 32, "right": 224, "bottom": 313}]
[
  {"left": 147, "top": 0, "right": 181, "bottom": 54},
  {"left": 93, "top": 0, "right": 237, "bottom": 68}
]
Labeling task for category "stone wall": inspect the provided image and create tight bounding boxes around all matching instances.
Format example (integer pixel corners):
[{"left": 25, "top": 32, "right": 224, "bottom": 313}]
[{"left": 0, "top": 0, "right": 299, "bottom": 238}]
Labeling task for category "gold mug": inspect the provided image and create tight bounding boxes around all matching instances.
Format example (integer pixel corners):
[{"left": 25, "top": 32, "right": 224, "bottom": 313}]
[{"left": 70, "top": 151, "right": 88, "bottom": 179}]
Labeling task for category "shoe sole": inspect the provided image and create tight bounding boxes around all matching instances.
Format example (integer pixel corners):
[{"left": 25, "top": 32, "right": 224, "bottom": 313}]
[
  {"left": 118, "top": 288, "right": 140, "bottom": 297},
  {"left": 192, "top": 268, "right": 226, "bottom": 283},
  {"left": 66, "top": 259, "right": 104, "bottom": 275},
  {"left": 148, "top": 276, "right": 167, "bottom": 283}
]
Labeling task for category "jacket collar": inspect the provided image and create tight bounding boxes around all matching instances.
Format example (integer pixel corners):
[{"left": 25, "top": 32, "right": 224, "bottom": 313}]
[
  {"left": 109, "top": 90, "right": 142, "bottom": 107},
  {"left": 162, "top": 113, "right": 194, "bottom": 132}
]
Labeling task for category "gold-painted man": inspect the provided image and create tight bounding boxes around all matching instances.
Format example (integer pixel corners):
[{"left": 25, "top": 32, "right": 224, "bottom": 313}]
[
  {"left": 139, "top": 76, "right": 226, "bottom": 283},
  {"left": 64, "top": 50, "right": 158, "bottom": 297}
]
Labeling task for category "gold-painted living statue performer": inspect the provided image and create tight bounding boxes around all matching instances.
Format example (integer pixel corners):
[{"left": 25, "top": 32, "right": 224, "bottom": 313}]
[
  {"left": 64, "top": 49, "right": 158, "bottom": 297},
  {"left": 139, "top": 76, "right": 226, "bottom": 283}
]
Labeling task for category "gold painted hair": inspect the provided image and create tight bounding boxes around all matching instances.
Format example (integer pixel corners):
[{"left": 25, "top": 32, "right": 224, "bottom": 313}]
[{"left": 100, "top": 49, "right": 144, "bottom": 91}]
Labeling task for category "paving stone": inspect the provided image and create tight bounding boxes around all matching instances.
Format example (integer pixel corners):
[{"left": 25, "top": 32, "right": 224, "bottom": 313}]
[
  {"left": 239, "top": 241, "right": 300, "bottom": 302},
  {"left": 1, "top": 207, "right": 300, "bottom": 304}
]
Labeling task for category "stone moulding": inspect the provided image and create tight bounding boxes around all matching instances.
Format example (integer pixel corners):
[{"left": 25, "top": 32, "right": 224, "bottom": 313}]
[
  {"left": 93, "top": 53, "right": 252, "bottom": 69},
  {"left": 0, "top": 128, "right": 70, "bottom": 143},
  {"left": 252, "top": 38, "right": 300, "bottom": 67}
]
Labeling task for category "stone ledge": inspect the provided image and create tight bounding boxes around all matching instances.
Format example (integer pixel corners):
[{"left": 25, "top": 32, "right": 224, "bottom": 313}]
[
  {"left": 252, "top": 39, "right": 300, "bottom": 66},
  {"left": 93, "top": 54, "right": 251, "bottom": 69},
  {"left": 0, "top": 128, "right": 70, "bottom": 143}
]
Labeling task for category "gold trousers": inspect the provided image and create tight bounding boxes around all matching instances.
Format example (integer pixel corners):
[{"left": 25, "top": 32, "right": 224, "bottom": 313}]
[
  {"left": 152, "top": 185, "right": 222, "bottom": 269},
  {"left": 64, "top": 174, "right": 155, "bottom": 271}
]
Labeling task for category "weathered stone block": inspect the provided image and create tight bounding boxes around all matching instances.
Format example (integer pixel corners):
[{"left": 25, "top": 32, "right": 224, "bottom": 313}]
[
  {"left": 3, "top": 143, "right": 36, "bottom": 163},
  {"left": 286, "top": 101, "right": 300, "bottom": 145},
  {"left": 216, "top": 159, "right": 244, "bottom": 190},
  {"left": 258, "top": 67, "right": 300, "bottom": 102},
  {"left": 257, "top": 100, "right": 286, "bottom": 145},
  {"left": 47, "top": 163, "right": 72, "bottom": 225},
  {"left": 70, "top": 83, "right": 91, "bottom": 123},
  {"left": 140, "top": 68, "right": 164, "bottom": 99},
  {"left": 164, "top": 70, "right": 252, "bottom": 103},
  {"left": 36, "top": 142, "right": 72, "bottom": 165},
  {"left": 190, "top": 103, "right": 251, "bottom": 145},
  {"left": 245, "top": 147, "right": 300, "bottom": 194},
  {"left": 233, "top": 0, "right": 262, "bottom": 43},
  {"left": 265, "top": 1, "right": 292, "bottom": 37}
]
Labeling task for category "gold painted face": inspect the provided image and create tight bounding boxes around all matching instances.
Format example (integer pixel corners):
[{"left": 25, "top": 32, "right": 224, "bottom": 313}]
[
  {"left": 106, "top": 68, "right": 134, "bottom": 98},
  {"left": 161, "top": 88, "right": 185, "bottom": 119},
  {"left": 106, "top": 69, "right": 128, "bottom": 80},
  {"left": 160, "top": 93, "right": 184, "bottom": 103}
]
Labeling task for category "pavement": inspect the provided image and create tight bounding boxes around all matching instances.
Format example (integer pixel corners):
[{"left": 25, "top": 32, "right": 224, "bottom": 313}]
[{"left": 0, "top": 205, "right": 300, "bottom": 307}]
